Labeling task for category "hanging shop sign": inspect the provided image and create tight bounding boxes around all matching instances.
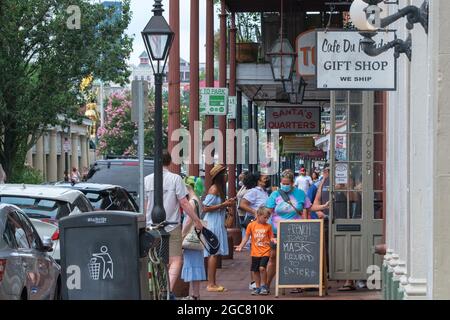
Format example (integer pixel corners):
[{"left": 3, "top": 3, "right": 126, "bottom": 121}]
[
  {"left": 265, "top": 107, "right": 321, "bottom": 134},
  {"left": 200, "top": 87, "right": 228, "bottom": 115},
  {"left": 316, "top": 30, "right": 396, "bottom": 90},
  {"left": 296, "top": 29, "right": 317, "bottom": 77},
  {"left": 282, "top": 136, "right": 315, "bottom": 154}
]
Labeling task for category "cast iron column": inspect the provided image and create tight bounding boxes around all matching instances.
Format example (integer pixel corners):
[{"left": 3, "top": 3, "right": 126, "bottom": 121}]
[
  {"left": 218, "top": 0, "right": 227, "bottom": 165},
  {"left": 205, "top": 0, "right": 215, "bottom": 188},
  {"left": 168, "top": 0, "right": 181, "bottom": 174},
  {"left": 228, "top": 12, "right": 237, "bottom": 199},
  {"left": 189, "top": 0, "right": 200, "bottom": 177}
]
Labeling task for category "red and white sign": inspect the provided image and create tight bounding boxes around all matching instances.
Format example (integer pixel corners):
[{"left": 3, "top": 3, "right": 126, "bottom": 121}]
[
  {"left": 265, "top": 107, "right": 321, "bottom": 134},
  {"left": 296, "top": 30, "right": 317, "bottom": 77}
]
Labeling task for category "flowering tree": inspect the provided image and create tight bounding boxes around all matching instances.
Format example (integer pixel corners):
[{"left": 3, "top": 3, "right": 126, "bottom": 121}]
[
  {"left": 97, "top": 91, "right": 137, "bottom": 157},
  {"left": 98, "top": 88, "right": 191, "bottom": 158}
]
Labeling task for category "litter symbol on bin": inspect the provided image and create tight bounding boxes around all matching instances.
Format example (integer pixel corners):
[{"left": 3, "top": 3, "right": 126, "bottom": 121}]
[{"left": 88, "top": 246, "right": 114, "bottom": 280}]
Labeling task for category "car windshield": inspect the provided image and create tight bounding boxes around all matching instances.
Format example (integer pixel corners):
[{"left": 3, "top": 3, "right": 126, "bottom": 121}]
[
  {"left": 0, "top": 196, "right": 68, "bottom": 220},
  {"left": 87, "top": 161, "right": 153, "bottom": 196},
  {"left": 83, "top": 191, "right": 104, "bottom": 210}
]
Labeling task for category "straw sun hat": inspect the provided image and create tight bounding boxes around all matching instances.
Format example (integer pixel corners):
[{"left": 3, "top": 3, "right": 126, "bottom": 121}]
[{"left": 210, "top": 164, "right": 227, "bottom": 180}]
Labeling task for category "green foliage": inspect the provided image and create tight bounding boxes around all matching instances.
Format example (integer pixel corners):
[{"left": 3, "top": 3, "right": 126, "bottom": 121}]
[
  {"left": 0, "top": 0, "right": 133, "bottom": 179},
  {"left": 236, "top": 12, "right": 261, "bottom": 43},
  {"left": 10, "top": 166, "right": 44, "bottom": 184}
]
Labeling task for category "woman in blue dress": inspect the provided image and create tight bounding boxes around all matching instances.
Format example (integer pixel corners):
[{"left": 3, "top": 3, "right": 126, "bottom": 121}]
[
  {"left": 203, "top": 164, "right": 236, "bottom": 292},
  {"left": 181, "top": 176, "right": 206, "bottom": 300}
]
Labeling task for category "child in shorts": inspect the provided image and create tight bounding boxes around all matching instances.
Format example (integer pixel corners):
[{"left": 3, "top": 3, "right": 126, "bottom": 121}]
[{"left": 235, "top": 206, "right": 275, "bottom": 295}]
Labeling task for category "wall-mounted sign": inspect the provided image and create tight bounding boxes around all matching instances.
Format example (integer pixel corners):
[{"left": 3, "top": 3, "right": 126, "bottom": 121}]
[
  {"left": 296, "top": 30, "right": 317, "bottom": 77},
  {"left": 335, "top": 163, "right": 348, "bottom": 185},
  {"left": 227, "top": 96, "right": 237, "bottom": 119},
  {"left": 200, "top": 88, "right": 228, "bottom": 115},
  {"left": 265, "top": 107, "right": 321, "bottom": 134},
  {"left": 316, "top": 30, "right": 396, "bottom": 90},
  {"left": 282, "top": 136, "right": 315, "bottom": 154}
]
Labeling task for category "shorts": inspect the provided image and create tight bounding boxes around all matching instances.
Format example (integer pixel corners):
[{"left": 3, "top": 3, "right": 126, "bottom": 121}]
[
  {"left": 251, "top": 256, "right": 270, "bottom": 272},
  {"left": 169, "top": 225, "right": 182, "bottom": 258}
]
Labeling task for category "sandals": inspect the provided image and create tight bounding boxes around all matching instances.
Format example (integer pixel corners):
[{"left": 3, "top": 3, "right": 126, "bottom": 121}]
[
  {"left": 338, "top": 285, "right": 356, "bottom": 291},
  {"left": 206, "top": 285, "right": 228, "bottom": 292}
]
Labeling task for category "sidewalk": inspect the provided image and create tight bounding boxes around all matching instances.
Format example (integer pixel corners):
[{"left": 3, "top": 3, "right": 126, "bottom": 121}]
[{"left": 199, "top": 251, "right": 381, "bottom": 300}]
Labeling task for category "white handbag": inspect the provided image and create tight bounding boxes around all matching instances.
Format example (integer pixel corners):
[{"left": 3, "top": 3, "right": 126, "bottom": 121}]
[{"left": 182, "top": 200, "right": 207, "bottom": 251}]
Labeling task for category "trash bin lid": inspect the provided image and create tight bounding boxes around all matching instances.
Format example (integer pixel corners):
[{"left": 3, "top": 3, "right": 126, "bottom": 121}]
[{"left": 59, "top": 211, "right": 146, "bottom": 229}]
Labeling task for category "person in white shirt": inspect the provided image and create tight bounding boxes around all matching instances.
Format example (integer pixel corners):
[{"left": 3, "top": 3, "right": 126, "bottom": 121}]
[
  {"left": 144, "top": 150, "right": 203, "bottom": 296},
  {"left": 294, "top": 167, "right": 313, "bottom": 194}
]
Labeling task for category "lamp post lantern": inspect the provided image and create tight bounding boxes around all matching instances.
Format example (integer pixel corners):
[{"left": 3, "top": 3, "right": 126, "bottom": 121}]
[
  {"left": 268, "top": 37, "right": 296, "bottom": 83},
  {"left": 142, "top": 0, "right": 174, "bottom": 225}
]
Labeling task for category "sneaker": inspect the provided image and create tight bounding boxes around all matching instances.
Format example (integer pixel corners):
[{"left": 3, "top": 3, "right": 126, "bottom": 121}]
[
  {"left": 251, "top": 287, "right": 261, "bottom": 296},
  {"left": 259, "top": 286, "right": 269, "bottom": 295},
  {"left": 181, "top": 295, "right": 199, "bottom": 300},
  {"left": 249, "top": 281, "right": 256, "bottom": 290}
]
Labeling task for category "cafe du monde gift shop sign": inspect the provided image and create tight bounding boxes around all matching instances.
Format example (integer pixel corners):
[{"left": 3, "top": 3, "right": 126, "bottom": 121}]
[{"left": 316, "top": 30, "right": 396, "bottom": 90}]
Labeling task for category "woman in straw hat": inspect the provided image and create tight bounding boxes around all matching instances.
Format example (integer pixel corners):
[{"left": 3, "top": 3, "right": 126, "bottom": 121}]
[{"left": 203, "top": 164, "right": 236, "bottom": 292}]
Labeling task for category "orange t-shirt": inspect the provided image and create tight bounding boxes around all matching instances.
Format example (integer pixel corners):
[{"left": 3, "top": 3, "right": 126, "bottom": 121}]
[{"left": 246, "top": 221, "right": 274, "bottom": 257}]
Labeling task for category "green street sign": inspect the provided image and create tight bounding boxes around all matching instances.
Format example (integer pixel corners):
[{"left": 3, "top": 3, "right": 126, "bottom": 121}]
[{"left": 200, "top": 88, "right": 228, "bottom": 115}]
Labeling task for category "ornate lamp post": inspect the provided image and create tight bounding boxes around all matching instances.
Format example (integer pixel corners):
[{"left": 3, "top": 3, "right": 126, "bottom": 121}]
[{"left": 142, "top": 0, "right": 174, "bottom": 226}]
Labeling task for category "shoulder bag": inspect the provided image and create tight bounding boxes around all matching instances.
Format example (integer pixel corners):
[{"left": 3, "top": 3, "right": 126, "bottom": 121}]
[
  {"left": 182, "top": 200, "right": 207, "bottom": 251},
  {"left": 278, "top": 189, "right": 305, "bottom": 218}
]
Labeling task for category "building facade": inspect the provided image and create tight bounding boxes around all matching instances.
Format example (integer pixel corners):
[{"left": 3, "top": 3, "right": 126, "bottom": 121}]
[
  {"left": 26, "top": 118, "right": 94, "bottom": 182},
  {"left": 384, "top": 0, "right": 450, "bottom": 300}
]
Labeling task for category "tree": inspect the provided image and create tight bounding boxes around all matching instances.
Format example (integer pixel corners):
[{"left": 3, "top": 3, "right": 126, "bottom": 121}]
[
  {"left": 97, "top": 87, "right": 192, "bottom": 158},
  {"left": 0, "top": 0, "right": 133, "bottom": 180}
]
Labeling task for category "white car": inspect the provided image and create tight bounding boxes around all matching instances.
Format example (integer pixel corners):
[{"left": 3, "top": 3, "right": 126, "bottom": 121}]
[{"left": 0, "top": 185, "right": 94, "bottom": 263}]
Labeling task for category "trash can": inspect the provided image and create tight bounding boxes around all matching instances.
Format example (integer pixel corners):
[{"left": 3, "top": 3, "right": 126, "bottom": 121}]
[{"left": 59, "top": 211, "right": 151, "bottom": 300}]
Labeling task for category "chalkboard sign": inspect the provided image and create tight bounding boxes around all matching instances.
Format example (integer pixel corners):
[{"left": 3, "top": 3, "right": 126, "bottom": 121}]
[{"left": 275, "top": 220, "right": 324, "bottom": 297}]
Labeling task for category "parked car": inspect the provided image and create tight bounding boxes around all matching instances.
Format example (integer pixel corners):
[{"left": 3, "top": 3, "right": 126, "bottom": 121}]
[
  {"left": 0, "top": 184, "right": 94, "bottom": 263},
  {"left": 0, "top": 203, "right": 61, "bottom": 300},
  {"left": 51, "top": 182, "right": 139, "bottom": 212},
  {"left": 85, "top": 158, "right": 154, "bottom": 201}
]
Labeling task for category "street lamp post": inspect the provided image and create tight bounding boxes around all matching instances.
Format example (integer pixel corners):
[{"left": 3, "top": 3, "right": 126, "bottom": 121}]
[{"left": 142, "top": 0, "right": 174, "bottom": 265}]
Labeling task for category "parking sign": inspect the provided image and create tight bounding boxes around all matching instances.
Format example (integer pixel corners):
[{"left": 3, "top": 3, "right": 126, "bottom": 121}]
[{"left": 200, "top": 88, "right": 228, "bottom": 116}]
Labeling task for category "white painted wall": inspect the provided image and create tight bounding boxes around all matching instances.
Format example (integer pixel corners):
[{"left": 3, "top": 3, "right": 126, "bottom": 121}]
[{"left": 386, "top": 0, "right": 450, "bottom": 299}]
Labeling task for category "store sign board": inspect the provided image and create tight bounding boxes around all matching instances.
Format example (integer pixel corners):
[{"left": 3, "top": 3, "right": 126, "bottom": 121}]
[
  {"left": 282, "top": 136, "right": 315, "bottom": 154},
  {"left": 316, "top": 30, "right": 396, "bottom": 90},
  {"left": 265, "top": 107, "right": 321, "bottom": 134},
  {"left": 200, "top": 88, "right": 228, "bottom": 115},
  {"left": 296, "top": 30, "right": 317, "bottom": 77}
]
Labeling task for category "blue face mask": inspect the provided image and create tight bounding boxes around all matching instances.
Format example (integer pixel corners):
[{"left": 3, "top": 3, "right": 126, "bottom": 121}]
[{"left": 280, "top": 184, "right": 291, "bottom": 193}]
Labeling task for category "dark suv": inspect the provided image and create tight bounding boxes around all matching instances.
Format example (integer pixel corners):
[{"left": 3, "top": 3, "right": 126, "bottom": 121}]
[
  {"left": 52, "top": 183, "right": 139, "bottom": 212},
  {"left": 85, "top": 158, "right": 154, "bottom": 201}
]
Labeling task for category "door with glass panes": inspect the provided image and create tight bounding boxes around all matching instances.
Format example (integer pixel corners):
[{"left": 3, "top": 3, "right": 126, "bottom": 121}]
[{"left": 328, "top": 91, "right": 384, "bottom": 281}]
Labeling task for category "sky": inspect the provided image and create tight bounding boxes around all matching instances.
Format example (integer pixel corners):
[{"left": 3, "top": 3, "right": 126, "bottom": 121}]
[{"left": 126, "top": 0, "right": 220, "bottom": 65}]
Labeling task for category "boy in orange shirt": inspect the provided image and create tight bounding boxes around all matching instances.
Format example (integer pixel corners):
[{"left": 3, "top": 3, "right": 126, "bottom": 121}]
[{"left": 235, "top": 206, "right": 275, "bottom": 295}]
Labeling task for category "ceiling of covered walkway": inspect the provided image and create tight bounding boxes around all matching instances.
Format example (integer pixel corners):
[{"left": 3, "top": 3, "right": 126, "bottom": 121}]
[{"left": 224, "top": 0, "right": 351, "bottom": 13}]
